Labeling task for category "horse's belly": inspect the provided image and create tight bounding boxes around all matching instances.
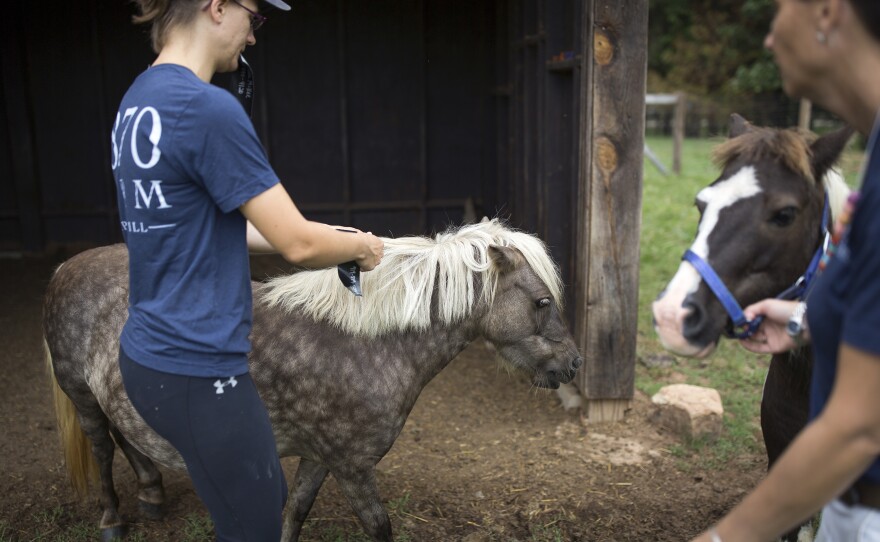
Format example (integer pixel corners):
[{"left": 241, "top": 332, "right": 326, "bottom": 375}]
[{"left": 110, "top": 399, "right": 187, "bottom": 470}]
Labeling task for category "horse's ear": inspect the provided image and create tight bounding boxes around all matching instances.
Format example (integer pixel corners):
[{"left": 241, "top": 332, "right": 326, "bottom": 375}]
[
  {"left": 729, "top": 113, "right": 751, "bottom": 138},
  {"left": 811, "top": 125, "right": 855, "bottom": 181},
  {"left": 488, "top": 245, "right": 522, "bottom": 273}
]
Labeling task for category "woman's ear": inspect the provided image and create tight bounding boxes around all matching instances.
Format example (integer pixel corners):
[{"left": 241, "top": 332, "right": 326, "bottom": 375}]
[
  {"left": 817, "top": 0, "right": 844, "bottom": 36},
  {"left": 207, "top": 0, "right": 226, "bottom": 23}
]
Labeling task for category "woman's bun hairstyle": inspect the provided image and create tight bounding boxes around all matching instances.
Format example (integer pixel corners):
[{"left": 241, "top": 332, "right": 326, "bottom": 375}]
[{"left": 132, "top": 0, "right": 202, "bottom": 53}]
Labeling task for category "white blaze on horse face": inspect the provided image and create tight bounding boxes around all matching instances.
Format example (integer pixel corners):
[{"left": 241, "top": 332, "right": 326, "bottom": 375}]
[{"left": 652, "top": 166, "right": 762, "bottom": 357}]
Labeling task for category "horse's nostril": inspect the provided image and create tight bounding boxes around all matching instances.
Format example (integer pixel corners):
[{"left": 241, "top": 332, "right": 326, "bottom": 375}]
[
  {"left": 571, "top": 357, "right": 583, "bottom": 370},
  {"left": 683, "top": 300, "right": 705, "bottom": 332},
  {"left": 681, "top": 298, "right": 717, "bottom": 349}
]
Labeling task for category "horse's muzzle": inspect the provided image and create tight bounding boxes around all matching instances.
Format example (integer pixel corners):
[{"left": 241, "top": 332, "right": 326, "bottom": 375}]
[{"left": 539, "top": 356, "right": 582, "bottom": 389}]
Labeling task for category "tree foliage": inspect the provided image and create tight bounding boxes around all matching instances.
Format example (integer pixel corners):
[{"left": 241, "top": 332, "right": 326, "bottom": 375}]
[{"left": 648, "top": 0, "right": 780, "bottom": 97}]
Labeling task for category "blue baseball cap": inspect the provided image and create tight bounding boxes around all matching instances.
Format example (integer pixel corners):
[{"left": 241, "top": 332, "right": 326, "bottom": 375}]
[{"left": 262, "top": 0, "right": 291, "bottom": 10}]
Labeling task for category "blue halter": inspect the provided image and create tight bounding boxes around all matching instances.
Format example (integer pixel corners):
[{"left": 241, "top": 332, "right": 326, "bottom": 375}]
[{"left": 682, "top": 192, "right": 830, "bottom": 339}]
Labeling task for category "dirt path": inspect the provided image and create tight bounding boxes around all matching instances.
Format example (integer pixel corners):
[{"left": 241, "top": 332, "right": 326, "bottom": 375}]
[{"left": 0, "top": 255, "right": 763, "bottom": 541}]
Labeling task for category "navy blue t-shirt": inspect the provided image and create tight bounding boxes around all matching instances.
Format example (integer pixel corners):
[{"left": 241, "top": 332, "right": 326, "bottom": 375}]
[
  {"left": 808, "top": 117, "right": 880, "bottom": 484},
  {"left": 111, "top": 64, "right": 279, "bottom": 377}
]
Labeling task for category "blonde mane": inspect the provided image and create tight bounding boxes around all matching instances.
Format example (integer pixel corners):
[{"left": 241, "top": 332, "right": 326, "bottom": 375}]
[{"left": 259, "top": 219, "right": 563, "bottom": 337}]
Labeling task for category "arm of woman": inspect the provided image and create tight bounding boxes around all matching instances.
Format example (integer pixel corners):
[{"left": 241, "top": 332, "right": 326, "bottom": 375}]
[
  {"left": 246, "top": 220, "right": 277, "bottom": 254},
  {"left": 691, "top": 344, "right": 880, "bottom": 542},
  {"left": 240, "top": 183, "right": 383, "bottom": 270}
]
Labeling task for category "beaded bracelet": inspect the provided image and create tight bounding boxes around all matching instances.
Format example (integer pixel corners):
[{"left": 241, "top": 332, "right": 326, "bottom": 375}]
[{"left": 819, "top": 191, "right": 861, "bottom": 272}]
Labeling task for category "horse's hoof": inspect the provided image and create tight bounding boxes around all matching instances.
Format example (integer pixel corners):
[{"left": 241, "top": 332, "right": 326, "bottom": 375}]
[
  {"left": 138, "top": 500, "right": 164, "bottom": 520},
  {"left": 101, "top": 525, "right": 127, "bottom": 541}
]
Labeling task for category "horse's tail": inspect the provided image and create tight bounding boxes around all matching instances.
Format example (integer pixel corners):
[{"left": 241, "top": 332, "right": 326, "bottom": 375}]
[{"left": 45, "top": 338, "right": 98, "bottom": 496}]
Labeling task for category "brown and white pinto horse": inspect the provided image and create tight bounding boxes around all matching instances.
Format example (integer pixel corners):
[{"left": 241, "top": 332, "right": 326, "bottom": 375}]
[{"left": 652, "top": 114, "right": 853, "bottom": 542}]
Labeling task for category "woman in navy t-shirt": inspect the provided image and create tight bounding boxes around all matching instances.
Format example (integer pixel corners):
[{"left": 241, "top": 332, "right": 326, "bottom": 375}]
[
  {"left": 691, "top": 2, "right": 880, "bottom": 541},
  {"left": 113, "top": 1, "right": 384, "bottom": 540}
]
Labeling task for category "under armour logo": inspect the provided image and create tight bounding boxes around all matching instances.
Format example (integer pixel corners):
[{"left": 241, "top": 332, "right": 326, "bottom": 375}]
[{"left": 214, "top": 376, "right": 238, "bottom": 394}]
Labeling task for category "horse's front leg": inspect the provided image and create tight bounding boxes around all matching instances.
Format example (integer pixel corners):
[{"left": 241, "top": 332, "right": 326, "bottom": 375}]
[
  {"left": 334, "top": 466, "right": 392, "bottom": 542},
  {"left": 280, "top": 458, "right": 329, "bottom": 542}
]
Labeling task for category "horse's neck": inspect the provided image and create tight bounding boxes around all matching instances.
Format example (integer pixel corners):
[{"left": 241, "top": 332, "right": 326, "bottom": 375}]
[
  {"left": 252, "top": 296, "right": 484, "bottom": 400},
  {"left": 769, "top": 349, "right": 813, "bottom": 397},
  {"left": 403, "top": 287, "right": 488, "bottom": 388},
  {"left": 404, "top": 321, "right": 481, "bottom": 391}
]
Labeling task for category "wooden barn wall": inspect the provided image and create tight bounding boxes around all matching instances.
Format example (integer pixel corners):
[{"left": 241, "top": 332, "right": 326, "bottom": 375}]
[
  {"left": 506, "top": 0, "right": 581, "bottom": 322},
  {"left": 2, "top": 2, "right": 155, "bottom": 251},
  {"left": 0, "top": 0, "right": 498, "bottom": 251},
  {"left": 254, "top": 0, "right": 497, "bottom": 234}
]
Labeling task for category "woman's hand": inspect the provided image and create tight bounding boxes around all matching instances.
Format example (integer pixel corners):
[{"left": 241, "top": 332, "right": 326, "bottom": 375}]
[
  {"left": 332, "top": 226, "right": 383, "bottom": 271},
  {"left": 738, "top": 299, "right": 801, "bottom": 354},
  {"left": 689, "top": 529, "right": 719, "bottom": 542},
  {"left": 355, "top": 232, "right": 384, "bottom": 271}
]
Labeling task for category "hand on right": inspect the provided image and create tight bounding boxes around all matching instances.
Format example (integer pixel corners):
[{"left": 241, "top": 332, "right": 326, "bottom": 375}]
[
  {"left": 356, "top": 233, "right": 384, "bottom": 271},
  {"left": 738, "top": 299, "right": 800, "bottom": 354}
]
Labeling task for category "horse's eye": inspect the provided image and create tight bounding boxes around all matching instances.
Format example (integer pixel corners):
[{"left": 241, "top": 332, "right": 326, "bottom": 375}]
[
  {"left": 536, "top": 298, "right": 551, "bottom": 308},
  {"left": 770, "top": 206, "right": 797, "bottom": 227}
]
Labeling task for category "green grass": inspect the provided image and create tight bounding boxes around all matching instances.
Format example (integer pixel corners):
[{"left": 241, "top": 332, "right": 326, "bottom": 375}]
[
  {"left": 180, "top": 513, "right": 214, "bottom": 541},
  {"left": 0, "top": 507, "right": 102, "bottom": 542},
  {"left": 637, "top": 135, "right": 865, "bottom": 468}
]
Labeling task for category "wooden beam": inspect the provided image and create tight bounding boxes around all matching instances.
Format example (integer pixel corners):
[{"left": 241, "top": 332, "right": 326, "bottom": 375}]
[
  {"left": 575, "top": 0, "right": 648, "bottom": 422},
  {"left": 672, "top": 92, "right": 685, "bottom": 175},
  {"left": 799, "top": 98, "right": 812, "bottom": 132},
  {"left": 587, "top": 399, "right": 633, "bottom": 423}
]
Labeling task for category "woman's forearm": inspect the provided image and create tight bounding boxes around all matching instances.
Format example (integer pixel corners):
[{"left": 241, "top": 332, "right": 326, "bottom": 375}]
[
  {"left": 711, "top": 416, "right": 875, "bottom": 541},
  {"left": 695, "top": 345, "right": 880, "bottom": 542}
]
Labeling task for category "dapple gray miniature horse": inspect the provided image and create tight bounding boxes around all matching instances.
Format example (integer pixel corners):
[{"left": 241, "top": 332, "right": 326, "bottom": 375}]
[
  {"left": 653, "top": 114, "right": 853, "bottom": 542},
  {"left": 44, "top": 219, "right": 582, "bottom": 542}
]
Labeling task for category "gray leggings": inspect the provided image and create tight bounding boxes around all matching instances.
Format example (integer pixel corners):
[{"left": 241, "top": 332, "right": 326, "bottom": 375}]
[{"left": 119, "top": 348, "right": 288, "bottom": 542}]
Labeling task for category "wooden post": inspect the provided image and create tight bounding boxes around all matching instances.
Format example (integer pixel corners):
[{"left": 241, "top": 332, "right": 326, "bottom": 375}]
[
  {"left": 574, "top": 0, "right": 647, "bottom": 422},
  {"left": 672, "top": 92, "right": 685, "bottom": 175},
  {"left": 799, "top": 98, "right": 812, "bottom": 132}
]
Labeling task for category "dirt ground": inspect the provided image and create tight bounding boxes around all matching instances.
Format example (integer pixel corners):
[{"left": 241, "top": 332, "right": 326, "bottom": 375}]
[{"left": 0, "top": 253, "right": 765, "bottom": 541}]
